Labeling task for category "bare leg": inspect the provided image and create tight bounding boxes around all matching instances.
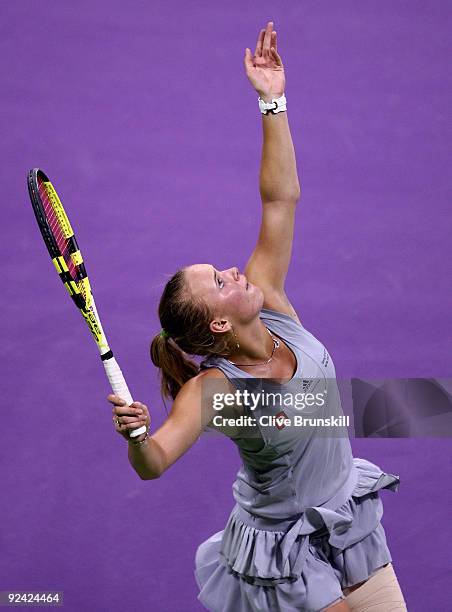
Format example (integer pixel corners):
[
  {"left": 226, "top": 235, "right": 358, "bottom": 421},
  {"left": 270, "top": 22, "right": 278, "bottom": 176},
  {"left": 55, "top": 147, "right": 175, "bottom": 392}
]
[
  {"left": 342, "top": 563, "right": 390, "bottom": 598},
  {"left": 344, "top": 563, "right": 407, "bottom": 611}
]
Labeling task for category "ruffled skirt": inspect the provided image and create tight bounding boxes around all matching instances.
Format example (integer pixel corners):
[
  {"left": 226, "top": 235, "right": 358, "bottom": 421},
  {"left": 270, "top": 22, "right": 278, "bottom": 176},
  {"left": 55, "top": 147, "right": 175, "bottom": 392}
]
[{"left": 194, "top": 457, "right": 400, "bottom": 612}]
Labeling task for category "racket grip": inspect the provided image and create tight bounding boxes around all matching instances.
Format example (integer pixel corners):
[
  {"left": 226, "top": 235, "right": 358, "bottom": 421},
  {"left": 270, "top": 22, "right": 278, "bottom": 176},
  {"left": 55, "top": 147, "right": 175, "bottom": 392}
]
[{"left": 103, "top": 356, "right": 147, "bottom": 438}]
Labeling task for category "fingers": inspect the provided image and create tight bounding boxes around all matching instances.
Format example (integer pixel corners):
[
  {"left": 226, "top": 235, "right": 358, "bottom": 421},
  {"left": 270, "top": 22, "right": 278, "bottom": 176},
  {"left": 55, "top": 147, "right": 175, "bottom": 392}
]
[
  {"left": 109, "top": 395, "right": 150, "bottom": 432},
  {"left": 113, "top": 404, "right": 142, "bottom": 416},
  {"left": 271, "top": 45, "right": 283, "bottom": 67},
  {"left": 107, "top": 394, "right": 149, "bottom": 418},
  {"left": 108, "top": 395, "right": 144, "bottom": 413},
  {"left": 271, "top": 30, "right": 277, "bottom": 53},
  {"left": 107, "top": 394, "right": 129, "bottom": 407},
  {"left": 254, "top": 28, "right": 265, "bottom": 57},
  {"left": 262, "top": 21, "right": 274, "bottom": 58},
  {"left": 113, "top": 409, "right": 148, "bottom": 433},
  {"left": 114, "top": 416, "right": 147, "bottom": 430},
  {"left": 252, "top": 22, "right": 278, "bottom": 64},
  {"left": 244, "top": 47, "right": 254, "bottom": 72},
  {"left": 114, "top": 414, "right": 146, "bottom": 425}
]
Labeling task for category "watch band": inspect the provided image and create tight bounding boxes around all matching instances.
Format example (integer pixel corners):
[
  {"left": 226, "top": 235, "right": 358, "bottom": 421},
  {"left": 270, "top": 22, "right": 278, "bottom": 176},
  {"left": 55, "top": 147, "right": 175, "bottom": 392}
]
[{"left": 258, "top": 93, "right": 287, "bottom": 115}]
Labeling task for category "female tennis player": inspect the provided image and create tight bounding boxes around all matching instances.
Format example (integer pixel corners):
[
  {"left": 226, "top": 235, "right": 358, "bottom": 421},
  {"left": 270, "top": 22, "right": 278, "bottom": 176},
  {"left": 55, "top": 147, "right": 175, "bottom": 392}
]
[{"left": 108, "top": 21, "right": 407, "bottom": 611}]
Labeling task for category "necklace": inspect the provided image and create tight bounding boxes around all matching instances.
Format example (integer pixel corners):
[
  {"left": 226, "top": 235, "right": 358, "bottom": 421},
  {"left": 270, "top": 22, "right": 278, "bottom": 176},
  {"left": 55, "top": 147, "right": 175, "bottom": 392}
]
[{"left": 226, "top": 327, "right": 280, "bottom": 367}]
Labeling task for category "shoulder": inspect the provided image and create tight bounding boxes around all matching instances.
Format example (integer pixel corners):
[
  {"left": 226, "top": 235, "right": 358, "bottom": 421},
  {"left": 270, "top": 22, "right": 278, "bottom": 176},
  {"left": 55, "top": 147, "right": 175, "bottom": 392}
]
[
  {"left": 181, "top": 367, "right": 234, "bottom": 400},
  {"left": 168, "top": 369, "right": 229, "bottom": 428},
  {"left": 191, "top": 366, "right": 229, "bottom": 386},
  {"left": 196, "top": 366, "right": 227, "bottom": 380},
  {"left": 194, "top": 366, "right": 236, "bottom": 394},
  {"left": 179, "top": 368, "right": 237, "bottom": 434},
  {"left": 175, "top": 367, "right": 226, "bottom": 402}
]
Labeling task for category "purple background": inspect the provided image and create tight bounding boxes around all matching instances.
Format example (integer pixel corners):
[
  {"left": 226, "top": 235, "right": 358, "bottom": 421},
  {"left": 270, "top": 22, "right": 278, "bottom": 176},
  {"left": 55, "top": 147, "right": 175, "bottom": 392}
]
[{"left": 1, "top": 1, "right": 451, "bottom": 610}]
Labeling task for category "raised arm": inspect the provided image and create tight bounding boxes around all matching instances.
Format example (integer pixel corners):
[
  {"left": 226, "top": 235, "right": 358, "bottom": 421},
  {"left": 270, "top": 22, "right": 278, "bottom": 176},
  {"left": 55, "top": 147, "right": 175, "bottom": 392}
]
[{"left": 243, "top": 22, "right": 301, "bottom": 321}]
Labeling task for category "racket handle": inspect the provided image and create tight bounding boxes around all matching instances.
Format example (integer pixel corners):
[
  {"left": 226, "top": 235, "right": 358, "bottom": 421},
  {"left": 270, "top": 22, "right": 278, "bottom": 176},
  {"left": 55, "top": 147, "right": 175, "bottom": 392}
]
[{"left": 103, "top": 356, "right": 147, "bottom": 438}]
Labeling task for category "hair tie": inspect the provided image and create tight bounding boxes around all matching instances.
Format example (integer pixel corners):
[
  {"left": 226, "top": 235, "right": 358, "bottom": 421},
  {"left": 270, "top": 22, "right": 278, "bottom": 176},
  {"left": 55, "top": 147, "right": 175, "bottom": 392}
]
[{"left": 159, "top": 328, "right": 170, "bottom": 339}]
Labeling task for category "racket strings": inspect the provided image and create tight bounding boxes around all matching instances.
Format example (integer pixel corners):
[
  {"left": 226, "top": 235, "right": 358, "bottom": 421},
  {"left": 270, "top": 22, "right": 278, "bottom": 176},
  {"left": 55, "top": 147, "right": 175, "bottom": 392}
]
[{"left": 38, "top": 180, "right": 79, "bottom": 281}]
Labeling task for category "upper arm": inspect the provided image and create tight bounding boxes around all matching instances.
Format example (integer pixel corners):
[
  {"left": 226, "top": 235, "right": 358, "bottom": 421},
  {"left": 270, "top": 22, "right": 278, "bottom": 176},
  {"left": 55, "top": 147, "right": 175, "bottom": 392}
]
[
  {"left": 244, "top": 199, "right": 301, "bottom": 324},
  {"left": 149, "top": 370, "right": 229, "bottom": 474},
  {"left": 245, "top": 199, "right": 298, "bottom": 293}
]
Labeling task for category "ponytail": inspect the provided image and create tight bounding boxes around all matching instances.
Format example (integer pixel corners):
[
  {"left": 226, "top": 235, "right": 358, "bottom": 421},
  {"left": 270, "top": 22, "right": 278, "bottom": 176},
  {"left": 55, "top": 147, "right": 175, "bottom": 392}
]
[{"left": 150, "top": 333, "right": 199, "bottom": 401}]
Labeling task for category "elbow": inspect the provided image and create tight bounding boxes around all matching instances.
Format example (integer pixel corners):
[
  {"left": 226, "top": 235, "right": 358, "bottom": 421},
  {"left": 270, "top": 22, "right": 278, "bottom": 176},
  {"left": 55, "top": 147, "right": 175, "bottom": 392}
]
[
  {"left": 286, "top": 191, "right": 302, "bottom": 205},
  {"left": 261, "top": 191, "right": 301, "bottom": 206},
  {"left": 139, "top": 470, "right": 161, "bottom": 481},
  {"left": 282, "top": 187, "right": 302, "bottom": 203},
  {"left": 283, "top": 180, "right": 301, "bottom": 203},
  {"left": 138, "top": 466, "right": 164, "bottom": 480}
]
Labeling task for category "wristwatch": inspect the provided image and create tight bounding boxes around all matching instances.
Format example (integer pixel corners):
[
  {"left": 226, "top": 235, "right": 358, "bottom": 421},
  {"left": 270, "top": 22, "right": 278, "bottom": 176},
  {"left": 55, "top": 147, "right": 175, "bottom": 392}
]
[{"left": 258, "top": 93, "right": 287, "bottom": 115}]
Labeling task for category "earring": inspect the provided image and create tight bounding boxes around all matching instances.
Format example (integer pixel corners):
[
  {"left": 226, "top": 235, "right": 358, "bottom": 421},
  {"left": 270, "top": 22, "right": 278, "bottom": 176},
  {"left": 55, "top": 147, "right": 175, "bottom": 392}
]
[{"left": 232, "top": 327, "right": 240, "bottom": 350}]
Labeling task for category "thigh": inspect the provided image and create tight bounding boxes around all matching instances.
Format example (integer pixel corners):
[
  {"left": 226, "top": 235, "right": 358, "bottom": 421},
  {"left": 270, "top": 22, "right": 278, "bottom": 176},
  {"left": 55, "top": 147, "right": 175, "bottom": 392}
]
[{"left": 344, "top": 563, "right": 407, "bottom": 611}]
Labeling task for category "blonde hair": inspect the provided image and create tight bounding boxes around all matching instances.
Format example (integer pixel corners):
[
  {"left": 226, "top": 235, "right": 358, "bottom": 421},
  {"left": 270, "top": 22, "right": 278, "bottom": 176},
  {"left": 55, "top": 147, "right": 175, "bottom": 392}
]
[{"left": 150, "top": 268, "right": 234, "bottom": 401}]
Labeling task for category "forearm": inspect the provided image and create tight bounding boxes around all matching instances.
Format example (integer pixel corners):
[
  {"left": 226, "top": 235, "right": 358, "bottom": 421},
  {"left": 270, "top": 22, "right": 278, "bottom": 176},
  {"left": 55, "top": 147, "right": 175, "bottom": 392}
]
[
  {"left": 127, "top": 436, "right": 166, "bottom": 480},
  {"left": 259, "top": 108, "right": 301, "bottom": 202}
]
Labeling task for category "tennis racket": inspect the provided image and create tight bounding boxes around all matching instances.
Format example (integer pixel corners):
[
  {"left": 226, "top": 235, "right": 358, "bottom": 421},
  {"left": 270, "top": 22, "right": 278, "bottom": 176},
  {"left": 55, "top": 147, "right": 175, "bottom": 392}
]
[{"left": 27, "top": 168, "right": 146, "bottom": 438}]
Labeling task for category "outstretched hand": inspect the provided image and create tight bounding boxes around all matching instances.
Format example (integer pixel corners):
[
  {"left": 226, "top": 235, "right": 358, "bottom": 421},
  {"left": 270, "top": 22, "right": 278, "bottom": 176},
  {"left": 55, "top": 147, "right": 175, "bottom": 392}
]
[{"left": 244, "top": 21, "right": 285, "bottom": 101}]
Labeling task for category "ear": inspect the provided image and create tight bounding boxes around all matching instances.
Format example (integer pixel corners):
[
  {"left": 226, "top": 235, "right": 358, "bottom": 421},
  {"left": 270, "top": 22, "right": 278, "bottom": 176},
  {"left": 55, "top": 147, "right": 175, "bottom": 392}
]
[{"left": 209, "top": 318, "right": 233, "bottom": 334}]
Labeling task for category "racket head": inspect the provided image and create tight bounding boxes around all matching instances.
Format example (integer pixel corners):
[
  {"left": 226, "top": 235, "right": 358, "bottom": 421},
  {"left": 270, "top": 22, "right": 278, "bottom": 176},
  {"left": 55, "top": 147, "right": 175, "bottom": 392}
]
[
  {"left": 27, "top": 169, "right": 140, "bottom": 429},
  {"left": 27, "top": 168, "right": 91, "bottom": 310}
]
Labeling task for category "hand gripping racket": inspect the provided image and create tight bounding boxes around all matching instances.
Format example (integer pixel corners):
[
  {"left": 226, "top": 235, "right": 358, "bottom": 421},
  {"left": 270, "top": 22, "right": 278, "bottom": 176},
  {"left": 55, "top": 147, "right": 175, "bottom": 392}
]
[{"left": 27, "top": 169, "right": 146, "bottom": 438}]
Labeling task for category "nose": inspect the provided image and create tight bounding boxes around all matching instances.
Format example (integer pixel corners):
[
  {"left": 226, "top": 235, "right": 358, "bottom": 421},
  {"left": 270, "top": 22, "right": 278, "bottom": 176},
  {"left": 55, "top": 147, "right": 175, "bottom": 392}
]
[
  {"left": 223, "top": 267, "right": 239, "bottom": 281},
  {"left": 232, "top": 267, "right": 242, "bottom": 282}
]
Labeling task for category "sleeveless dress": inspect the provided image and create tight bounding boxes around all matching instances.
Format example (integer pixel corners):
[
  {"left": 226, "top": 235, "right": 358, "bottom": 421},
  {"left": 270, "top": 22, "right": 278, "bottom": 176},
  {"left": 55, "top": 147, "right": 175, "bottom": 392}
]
[{"left": 194, "top": 308, "right": 400, "bottom": 612}]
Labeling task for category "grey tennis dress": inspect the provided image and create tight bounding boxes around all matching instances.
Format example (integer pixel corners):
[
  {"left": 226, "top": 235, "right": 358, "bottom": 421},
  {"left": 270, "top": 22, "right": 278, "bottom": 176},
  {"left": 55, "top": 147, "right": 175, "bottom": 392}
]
[{"left": 194, "top": 308, "right": 400, "bottom": 612}]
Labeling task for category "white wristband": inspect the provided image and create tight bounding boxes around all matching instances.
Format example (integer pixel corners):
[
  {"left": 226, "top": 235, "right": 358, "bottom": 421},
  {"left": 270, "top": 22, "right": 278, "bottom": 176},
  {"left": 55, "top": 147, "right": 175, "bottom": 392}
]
[{"left": 258, "top": 94, "right": 287, "bottom": 115}]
